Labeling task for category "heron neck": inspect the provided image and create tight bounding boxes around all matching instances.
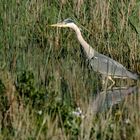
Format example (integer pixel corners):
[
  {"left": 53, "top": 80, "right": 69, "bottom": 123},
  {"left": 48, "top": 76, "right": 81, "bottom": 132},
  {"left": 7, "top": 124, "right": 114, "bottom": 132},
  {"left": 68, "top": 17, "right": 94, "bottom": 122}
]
[{"left": 72, "top": 25, "right": 95, "bottom": 59}]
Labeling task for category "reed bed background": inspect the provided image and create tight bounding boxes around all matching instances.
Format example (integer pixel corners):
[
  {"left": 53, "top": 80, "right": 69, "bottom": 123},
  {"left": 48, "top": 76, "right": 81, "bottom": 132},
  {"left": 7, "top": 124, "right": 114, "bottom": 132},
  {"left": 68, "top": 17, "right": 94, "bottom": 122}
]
[{"left": 0, "top": 0, "right": 140, "bottom": 139}]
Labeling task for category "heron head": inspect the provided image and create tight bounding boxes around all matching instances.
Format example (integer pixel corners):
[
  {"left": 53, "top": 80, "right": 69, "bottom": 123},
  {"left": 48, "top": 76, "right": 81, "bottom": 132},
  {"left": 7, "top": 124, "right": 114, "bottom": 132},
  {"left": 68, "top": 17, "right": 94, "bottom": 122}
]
[{"left": 50, "top": 18, "right": 75, "bottom": 28}]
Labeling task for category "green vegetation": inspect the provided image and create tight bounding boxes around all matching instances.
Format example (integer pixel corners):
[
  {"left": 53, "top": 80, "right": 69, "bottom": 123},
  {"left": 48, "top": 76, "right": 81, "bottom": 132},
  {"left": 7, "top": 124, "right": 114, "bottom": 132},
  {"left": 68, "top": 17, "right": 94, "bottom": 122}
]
[{"left": 0, "top": 0, "right": 140, "bottom": 139}]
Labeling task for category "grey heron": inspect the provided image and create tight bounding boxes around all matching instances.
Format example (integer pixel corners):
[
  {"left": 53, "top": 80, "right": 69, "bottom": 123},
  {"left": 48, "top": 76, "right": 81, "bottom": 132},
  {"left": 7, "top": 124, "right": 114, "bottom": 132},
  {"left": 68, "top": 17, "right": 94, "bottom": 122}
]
[{"left": 51, "top": 18, "right": 139, "bottom": 87}]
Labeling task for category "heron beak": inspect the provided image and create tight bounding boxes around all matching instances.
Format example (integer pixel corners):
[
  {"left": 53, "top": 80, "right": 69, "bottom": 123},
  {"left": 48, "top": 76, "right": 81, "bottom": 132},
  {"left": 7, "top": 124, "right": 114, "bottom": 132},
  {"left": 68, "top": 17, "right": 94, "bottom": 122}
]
[{"left": 50, "top": 23, "right": 67, "bottom": 27}]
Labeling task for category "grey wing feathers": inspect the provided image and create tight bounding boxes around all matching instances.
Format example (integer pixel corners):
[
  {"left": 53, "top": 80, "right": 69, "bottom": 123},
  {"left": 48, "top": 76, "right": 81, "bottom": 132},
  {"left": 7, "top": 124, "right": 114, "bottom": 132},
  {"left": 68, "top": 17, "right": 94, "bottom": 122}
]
[{"left": 89, "top": 51, "right": 139, "bottom": 80}]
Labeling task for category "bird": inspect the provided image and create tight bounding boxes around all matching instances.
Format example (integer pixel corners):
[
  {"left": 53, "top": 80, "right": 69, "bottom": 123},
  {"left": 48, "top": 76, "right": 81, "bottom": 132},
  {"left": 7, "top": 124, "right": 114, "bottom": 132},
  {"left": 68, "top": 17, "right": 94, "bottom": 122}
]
[{"left": 51, "top": 18, "right": 139, "bottom": 88}]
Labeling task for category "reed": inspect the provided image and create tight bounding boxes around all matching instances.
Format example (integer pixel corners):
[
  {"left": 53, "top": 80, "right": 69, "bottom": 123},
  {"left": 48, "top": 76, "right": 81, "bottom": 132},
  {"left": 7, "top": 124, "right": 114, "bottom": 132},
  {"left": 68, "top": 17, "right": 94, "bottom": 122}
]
[{"left": 0, "top": 0, "right": 140, "bottom": 139}]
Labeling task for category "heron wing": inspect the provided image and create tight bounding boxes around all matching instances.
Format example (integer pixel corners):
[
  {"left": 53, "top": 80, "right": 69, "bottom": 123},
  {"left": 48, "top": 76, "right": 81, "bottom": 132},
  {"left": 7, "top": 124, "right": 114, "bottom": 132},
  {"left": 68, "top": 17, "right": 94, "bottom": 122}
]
[{"left": 89, "top": 52, "right": 128, "bottom": 78}]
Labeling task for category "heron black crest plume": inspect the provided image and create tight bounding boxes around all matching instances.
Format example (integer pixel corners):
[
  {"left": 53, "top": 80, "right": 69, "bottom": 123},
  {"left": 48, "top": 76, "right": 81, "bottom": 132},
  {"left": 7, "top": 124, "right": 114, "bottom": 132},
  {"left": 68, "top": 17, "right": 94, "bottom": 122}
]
[{"left": 63, "top": 18, "right": 75, "bottom": 23}]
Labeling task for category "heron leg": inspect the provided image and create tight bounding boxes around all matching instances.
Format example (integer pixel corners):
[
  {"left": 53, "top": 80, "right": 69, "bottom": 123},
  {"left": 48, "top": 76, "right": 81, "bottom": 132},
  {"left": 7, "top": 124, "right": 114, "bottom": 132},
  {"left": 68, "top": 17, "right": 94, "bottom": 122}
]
[
  {"left": 102, "top": 75, "right": 106, "bottom": 85},
  {"left": 102, "top": 75, "right": 109, "bottom": 90},
  {"left": 108, "top": 76, "right": 115, "bottom": 89},
  {"left": 102, "top": 76, "right": 115, "bottom": 90}
]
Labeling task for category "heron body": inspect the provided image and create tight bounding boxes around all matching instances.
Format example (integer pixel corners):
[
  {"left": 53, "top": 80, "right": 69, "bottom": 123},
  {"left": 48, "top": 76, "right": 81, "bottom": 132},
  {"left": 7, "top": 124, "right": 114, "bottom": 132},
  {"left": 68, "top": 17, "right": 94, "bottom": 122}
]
[
  {"left": 51, "top": 18, "right": 139, "bottom": 86},
  {"left": 90, "top": 50, "right": 139, "bottom": 80}
]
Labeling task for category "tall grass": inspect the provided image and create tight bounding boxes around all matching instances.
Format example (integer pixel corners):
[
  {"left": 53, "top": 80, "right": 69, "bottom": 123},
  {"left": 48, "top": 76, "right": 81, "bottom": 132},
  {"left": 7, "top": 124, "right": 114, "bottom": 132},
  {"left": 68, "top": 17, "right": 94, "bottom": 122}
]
[{"left": 0, "top": 0, "right": 140, "bottom": 139}]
